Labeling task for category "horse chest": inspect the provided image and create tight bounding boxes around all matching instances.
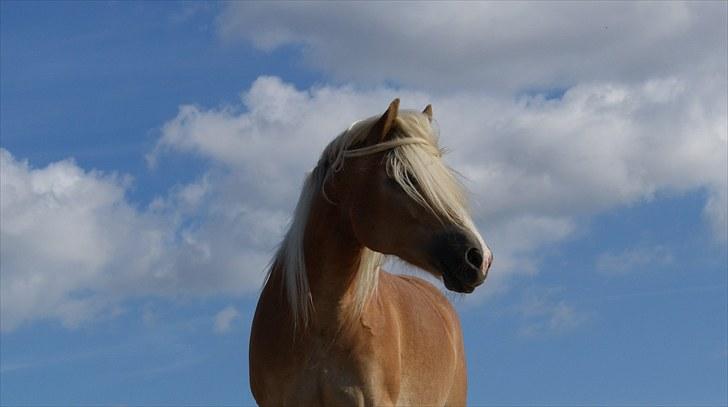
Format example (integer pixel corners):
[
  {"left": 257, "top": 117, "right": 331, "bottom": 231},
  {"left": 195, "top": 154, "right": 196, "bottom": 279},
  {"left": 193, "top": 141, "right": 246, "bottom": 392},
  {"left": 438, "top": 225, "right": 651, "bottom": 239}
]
[
  {"left": 281, "top": 335, "right": 378, "bottom": 406},
  {"left": 250, "top": 274, "right": 466, "bottom": 406}
]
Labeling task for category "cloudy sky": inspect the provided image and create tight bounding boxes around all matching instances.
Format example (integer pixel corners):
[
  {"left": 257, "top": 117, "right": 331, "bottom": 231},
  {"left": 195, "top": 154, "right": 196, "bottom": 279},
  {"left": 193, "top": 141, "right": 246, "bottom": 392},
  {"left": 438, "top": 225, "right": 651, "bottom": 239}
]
[{"left": 1, "top": 2, "right": 726, "bottom": 405}]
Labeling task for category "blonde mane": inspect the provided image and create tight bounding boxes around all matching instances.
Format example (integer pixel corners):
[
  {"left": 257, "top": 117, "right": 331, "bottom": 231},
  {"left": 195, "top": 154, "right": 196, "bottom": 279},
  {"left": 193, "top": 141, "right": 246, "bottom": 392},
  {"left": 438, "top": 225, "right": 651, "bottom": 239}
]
[{"left": 269, "top": 110, "right": 473, "bottom": 329}]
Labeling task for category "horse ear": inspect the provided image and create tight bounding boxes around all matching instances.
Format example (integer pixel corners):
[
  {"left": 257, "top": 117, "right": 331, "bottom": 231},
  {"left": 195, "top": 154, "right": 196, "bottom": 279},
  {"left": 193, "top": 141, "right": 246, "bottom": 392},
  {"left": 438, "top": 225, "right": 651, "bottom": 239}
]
[
  {"left": 371, "top": 98, "right": 400, "bottom": 143},
  {"left": 422, "top": 104, "right": 433, "bottom": 122}
]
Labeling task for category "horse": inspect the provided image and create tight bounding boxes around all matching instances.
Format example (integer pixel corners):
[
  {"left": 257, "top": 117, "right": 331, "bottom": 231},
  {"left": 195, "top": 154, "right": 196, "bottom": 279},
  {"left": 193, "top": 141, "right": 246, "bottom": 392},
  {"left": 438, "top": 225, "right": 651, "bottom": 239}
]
[{"left": 249, "top": 99, "right": 492, "bottom": 406}]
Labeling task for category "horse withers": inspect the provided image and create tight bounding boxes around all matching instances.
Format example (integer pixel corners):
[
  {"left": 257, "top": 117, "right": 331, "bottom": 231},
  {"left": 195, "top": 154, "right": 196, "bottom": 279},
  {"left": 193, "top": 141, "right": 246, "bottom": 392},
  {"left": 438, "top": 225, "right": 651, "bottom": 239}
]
[{"left": 249, "top": 99, "right": 492, "bottom": 406}]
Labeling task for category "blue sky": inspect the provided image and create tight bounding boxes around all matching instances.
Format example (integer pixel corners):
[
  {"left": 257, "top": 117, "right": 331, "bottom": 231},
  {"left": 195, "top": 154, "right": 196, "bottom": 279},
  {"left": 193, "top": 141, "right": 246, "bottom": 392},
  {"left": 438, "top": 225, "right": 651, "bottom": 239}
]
[{"left": 1, "top": 2, "right": 726, "bottom": 406}]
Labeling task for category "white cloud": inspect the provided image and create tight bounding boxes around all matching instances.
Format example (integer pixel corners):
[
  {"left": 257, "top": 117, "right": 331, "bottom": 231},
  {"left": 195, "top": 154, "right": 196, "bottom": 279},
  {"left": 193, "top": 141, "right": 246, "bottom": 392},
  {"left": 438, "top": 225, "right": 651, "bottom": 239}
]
[
  {"left": 3, "top": 66, "right": 725, "bottom": 331},
  {"left": 213, "top": 305, "right": 239, "bottom": 334},
  {"left": 212, "top": 2, "right": 727, "bottom": 242},
  {"left": 0, "top": 151, "right": 168, "bottom": 331},
  {"left": 217, "top": 2, "right": 726, "bottom": 93},
  {"left": 153, "top": 75, "right": 727, "bottom": 259},
  {"left": 0, "top": 151, "right": 272, "bottom": 332},
  {"left": 2, "top": 3, "right": 725, "bottom": 332}
]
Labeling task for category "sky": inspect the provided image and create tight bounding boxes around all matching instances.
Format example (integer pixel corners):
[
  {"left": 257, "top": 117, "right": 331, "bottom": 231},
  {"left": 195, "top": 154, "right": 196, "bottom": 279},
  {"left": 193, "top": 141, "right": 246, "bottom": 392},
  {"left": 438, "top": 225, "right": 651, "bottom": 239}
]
[{"left": 0, "top": 1, "right": 726, "bottom": 406}]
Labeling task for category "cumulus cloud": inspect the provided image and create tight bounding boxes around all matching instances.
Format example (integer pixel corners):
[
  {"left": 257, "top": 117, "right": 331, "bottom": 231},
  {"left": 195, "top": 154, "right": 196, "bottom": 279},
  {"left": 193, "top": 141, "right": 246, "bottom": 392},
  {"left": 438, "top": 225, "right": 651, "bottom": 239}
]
[
  {"left": 3, "top": 67, "right": 725, "bottom": 330},
  {"left": 441, "top": 76, "right": 727, "bottom": 237},
  {"left": 2, "top": 3, "right": 725, "bottom": 331},
  {"left": 0, "top": 151, "right": 165, "bottom": 330},
  {"left": 0, "top": 151, "right": 271, "bottom": 332},
  {"left": 152, "top": 75, "right": 727, "bottom": 266},
  {"left": 212, "top": 2, "right": 727, "bottom": 243},
  {"left": 217, "top": 2, "right": 726, "bottom": 93}
]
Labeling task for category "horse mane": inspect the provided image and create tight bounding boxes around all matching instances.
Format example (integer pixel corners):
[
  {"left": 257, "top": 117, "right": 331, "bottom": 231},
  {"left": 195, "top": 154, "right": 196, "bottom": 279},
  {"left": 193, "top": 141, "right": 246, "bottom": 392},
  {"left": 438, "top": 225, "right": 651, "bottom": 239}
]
[{"left": 268, "top": 110, "right": 472, "bottom": 329}]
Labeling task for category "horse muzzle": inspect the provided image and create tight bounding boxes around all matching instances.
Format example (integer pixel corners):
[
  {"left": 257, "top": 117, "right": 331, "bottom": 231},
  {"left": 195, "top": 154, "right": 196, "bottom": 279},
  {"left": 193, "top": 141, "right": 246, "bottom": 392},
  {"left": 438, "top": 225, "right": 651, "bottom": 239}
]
[{"left": 430, "top": 228, "right": 492, "bottom": 294}]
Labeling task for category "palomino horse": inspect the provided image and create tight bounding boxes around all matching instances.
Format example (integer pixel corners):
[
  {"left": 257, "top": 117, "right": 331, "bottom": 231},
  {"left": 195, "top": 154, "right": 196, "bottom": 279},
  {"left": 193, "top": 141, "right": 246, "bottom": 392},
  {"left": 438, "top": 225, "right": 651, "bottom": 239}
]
[{"left": 250, "top": 100, "right": 492, "bottom": 406}]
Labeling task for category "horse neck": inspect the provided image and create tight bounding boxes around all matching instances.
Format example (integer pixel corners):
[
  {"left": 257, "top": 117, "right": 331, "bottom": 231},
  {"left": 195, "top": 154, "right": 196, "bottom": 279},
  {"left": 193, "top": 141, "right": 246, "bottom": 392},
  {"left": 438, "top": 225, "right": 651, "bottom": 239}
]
[{"left": 302, "top": 191, "right": 365, "bottom": 327}]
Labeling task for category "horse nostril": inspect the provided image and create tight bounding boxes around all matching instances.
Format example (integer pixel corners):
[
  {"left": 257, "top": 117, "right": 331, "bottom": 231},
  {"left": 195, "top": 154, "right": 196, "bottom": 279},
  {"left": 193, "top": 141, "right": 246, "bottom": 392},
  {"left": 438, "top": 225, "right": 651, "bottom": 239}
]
[{"left": 465, "top": 247, "right": 483, "bottom": 270}]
